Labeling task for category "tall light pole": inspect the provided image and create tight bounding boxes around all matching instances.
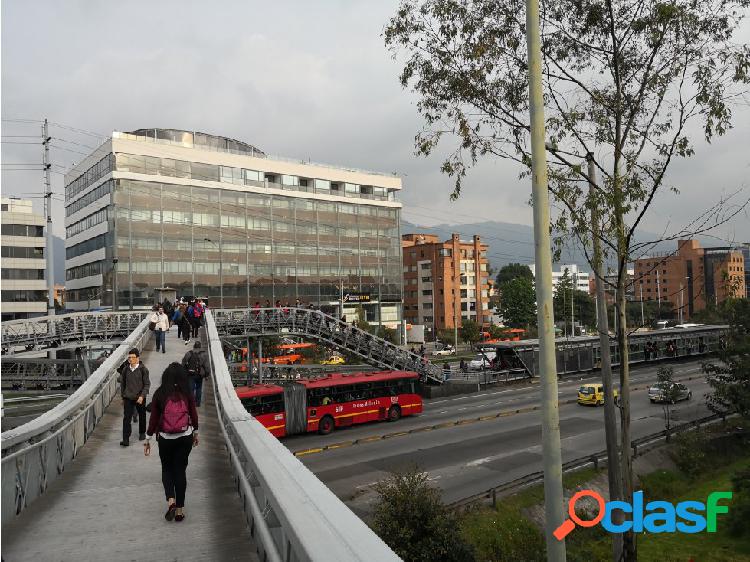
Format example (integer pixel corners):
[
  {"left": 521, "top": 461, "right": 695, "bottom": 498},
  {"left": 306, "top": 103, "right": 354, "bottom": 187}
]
[
  {"left": 112, "top": 258, "right": 119, "bottom": 312},
  {"left": 526, "top": 0, "right": 566, "bottom": 556},
  {"left": 640, "top": 284, "right": 644, "bottom": 327},
  {"left": 204, "top": 238, "right": 223, "bottom": 308}
]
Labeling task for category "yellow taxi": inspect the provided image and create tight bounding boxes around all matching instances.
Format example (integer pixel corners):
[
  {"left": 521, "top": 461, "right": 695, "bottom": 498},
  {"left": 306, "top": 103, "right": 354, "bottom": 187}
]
[
  {"left": 577, "top": 384, "right": 619, "bottom": 406},
  {"left": 321, "top": 354, "right": 345, "bottom": 366}
]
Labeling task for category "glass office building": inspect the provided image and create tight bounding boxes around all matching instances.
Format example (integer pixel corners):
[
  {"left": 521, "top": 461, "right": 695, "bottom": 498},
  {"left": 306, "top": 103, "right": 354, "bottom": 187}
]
[{"left": 64, "top": 129, "right": 403, "bottom": 326}]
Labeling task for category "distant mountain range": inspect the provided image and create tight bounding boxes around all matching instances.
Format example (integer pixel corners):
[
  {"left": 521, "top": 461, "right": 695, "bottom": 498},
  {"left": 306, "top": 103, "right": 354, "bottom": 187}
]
[{"left": 400, "top": 219, "right": 724, "bottom": 272}]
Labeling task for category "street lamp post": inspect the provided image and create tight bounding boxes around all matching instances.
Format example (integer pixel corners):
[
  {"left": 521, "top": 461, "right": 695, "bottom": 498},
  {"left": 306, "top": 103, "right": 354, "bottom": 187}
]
[
  {"left": 204, "top": 238, "right": 223, "bottom": 308},
  {"left": 112, "top": 258, "right": 119, "bottom": 312}
]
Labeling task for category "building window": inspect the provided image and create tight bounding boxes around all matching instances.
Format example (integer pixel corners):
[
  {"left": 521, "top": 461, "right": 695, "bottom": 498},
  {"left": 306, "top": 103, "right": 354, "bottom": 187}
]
[
  {"left": 1, "top": 246, "right": 44, "bottom": 259},
  {"left": 1, "top": 224, "right": 44, "bottom": 237},
  {"left": 420, "top": 262, "right": 431, "bottom": 270},
  {"left": 422, "top": 290, "right": 432, "bottom": 296},
  {"left": 1, "top": 268, "right": 45, "bottom": 280},
  {"left": 2, "top": 290, "right": 47, "bottom": 302},
  {"left": 439, "top": 248, "right": 452, "bottom": 257}
]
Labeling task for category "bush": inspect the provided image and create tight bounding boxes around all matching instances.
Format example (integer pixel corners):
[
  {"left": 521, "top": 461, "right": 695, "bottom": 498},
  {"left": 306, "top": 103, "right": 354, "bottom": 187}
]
[
  {"left": 460, "top": 508, "right": 544, "bottom": 562},
  {"left": 728, "top": 467, "right": 750, "bottom": 536},
  {"left": 638, "top": 469, "right": 690, "bottom": 500},
  {"left": 672, "top": 430, "right": 710, "bottom": 479},
  {"left": 372, "top": 467, "right": 474, "bottom": 562}
]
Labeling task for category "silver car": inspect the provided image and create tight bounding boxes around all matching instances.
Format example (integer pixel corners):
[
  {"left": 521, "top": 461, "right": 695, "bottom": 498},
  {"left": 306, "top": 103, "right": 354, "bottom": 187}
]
[{"left": 648, "top": 382, "right": 692, "bottom": 403}]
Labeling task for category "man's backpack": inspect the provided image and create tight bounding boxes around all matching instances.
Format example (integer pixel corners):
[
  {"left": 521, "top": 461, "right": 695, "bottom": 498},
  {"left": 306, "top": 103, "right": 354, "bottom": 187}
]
[
  {"left": 192, "top": 304, "right": 203, "bottom": 319},
  {"left": 161, "top": 396, "right": 190, "bottom": 434},
  {"left": 186, "top": 351, "right": 202, "bottom": 376}
]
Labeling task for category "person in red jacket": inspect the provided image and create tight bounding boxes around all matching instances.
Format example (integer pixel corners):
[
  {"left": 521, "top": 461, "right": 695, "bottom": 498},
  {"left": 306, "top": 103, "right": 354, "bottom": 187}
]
[{"left": 144, "top": 363, "right": 199, "bottom": 522}]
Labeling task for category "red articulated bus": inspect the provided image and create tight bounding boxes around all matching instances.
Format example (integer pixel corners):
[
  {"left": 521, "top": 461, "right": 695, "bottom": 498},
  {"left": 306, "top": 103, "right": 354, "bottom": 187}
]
[{"left": 235, "top": 370, "right": 423, "bottom": 438}]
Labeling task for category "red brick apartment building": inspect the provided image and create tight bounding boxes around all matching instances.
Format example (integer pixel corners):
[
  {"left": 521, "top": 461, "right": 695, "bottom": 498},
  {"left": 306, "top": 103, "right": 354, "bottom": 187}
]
[
  {"left": 633, "top": 239, "right": 745, "bottom": 320},
  {"left": 402, "top": 233, "right": 491, "bottom": 336}
]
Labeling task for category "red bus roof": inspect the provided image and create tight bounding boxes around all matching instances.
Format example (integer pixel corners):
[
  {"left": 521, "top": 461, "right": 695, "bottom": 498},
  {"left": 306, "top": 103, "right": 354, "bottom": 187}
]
[
  {"left": 235, "top": 384, "right": 284, "bottom": 398},
  {"left": 277, "top": 342, "right": 316, "bottom": 350},
  {"left": 297, "top": 370, "right": 418, "bottom": 389}
]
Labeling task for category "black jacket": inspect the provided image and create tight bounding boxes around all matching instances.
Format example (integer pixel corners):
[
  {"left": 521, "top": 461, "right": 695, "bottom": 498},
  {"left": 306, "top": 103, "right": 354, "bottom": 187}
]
[
  {"left": 117, "top": 362, "right": 150, "bottom": 400},
  {"left": 181, "top": 349, "right": 210, "bottom": 378}
]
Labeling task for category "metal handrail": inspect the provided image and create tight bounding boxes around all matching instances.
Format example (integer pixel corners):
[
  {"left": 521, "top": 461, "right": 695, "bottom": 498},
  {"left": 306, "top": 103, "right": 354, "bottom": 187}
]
[
  {"left": 1, "top": 311, "right": 150, "bottom": 354},
  {"left": 214, "top": 307, "right": 444, "bottom": 384},
  {"left": 1, "top": 317, "right": 151, "bottom": 523},
  {"left": 204, "top": 310, "right": 401, "bottom": 562}
]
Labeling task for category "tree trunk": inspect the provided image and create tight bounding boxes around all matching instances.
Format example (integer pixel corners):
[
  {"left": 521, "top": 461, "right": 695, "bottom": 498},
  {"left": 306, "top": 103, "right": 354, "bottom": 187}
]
[{"left": 617, "top": 267, "right": 636, "bottom": 560}]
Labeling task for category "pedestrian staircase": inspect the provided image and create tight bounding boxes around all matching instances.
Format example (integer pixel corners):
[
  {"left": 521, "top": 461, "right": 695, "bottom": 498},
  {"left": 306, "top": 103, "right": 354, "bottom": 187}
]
[{"left": 213, "top": 307, "right": 445, "bottom": 384}]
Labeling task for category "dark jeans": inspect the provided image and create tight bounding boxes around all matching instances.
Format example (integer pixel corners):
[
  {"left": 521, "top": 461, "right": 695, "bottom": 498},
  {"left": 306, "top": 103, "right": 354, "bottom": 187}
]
[
  {"left": 177, "top": 321, "right": 190, "bottom": 342},
  {"left": 122, "top": 398, "right": 146, "bottom": 441},
  {"left": 190, "top": 376, "right": 204, "bottom": 406},
  {"left": 155, "top": 329, "right": 166, "bottom": 352},
  {"left": 158, "top": 434, "right": 193, "bottom": 508},
  {"left": 190, "top": 319, "right": 200, "bottom": 338}
]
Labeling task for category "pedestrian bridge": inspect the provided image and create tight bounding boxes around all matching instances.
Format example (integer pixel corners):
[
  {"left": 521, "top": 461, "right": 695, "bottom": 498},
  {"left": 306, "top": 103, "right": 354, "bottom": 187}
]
[{"left": 1, "top": 310, "right": 402, "bottom": 561}]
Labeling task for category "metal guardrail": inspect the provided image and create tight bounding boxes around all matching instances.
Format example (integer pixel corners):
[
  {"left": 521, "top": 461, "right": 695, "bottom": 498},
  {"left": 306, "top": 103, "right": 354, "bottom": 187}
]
[
  {"left": 1, "top": 317, "right": 152, "bottom": 523},
  {"left": 205, "top": 310, "right": 401, "bottom": 562},
  {"left": 215, "top": 307, "right": 444, "bottom": 383},
  {"left": 448, "top": 412, "right": 728, "bottom": 510},
  {"left": 1, "top": 311, "right": 150, "bottom": 355}
]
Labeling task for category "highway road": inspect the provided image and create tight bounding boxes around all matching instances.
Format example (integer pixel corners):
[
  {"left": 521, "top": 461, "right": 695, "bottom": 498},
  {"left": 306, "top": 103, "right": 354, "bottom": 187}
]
[{"left": 284, "top": 359, "right": 714, "bottom": 517}]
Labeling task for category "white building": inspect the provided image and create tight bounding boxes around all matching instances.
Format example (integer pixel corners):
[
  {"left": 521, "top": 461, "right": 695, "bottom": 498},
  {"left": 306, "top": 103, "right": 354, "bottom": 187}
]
[
  {"left": 1, "top": 198, "right": 47, "bottom": 321},
  {"left": 529, "top": 263, "right": 590, "bottom": 293},
  {"left": 63, "top": 128, "right": 403, "bottom": 328}
]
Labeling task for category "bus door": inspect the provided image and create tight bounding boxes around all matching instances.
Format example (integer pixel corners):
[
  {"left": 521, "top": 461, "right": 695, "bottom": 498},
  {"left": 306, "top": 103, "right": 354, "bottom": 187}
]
[{"left": 283, "top": 383, "right": 307, "bottom": 435}]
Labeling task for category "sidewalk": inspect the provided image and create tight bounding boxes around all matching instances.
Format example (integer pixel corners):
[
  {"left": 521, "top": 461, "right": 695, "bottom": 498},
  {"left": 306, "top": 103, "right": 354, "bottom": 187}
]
[{"left": 2, "top": 327, "right": 258, "bottom": 561}]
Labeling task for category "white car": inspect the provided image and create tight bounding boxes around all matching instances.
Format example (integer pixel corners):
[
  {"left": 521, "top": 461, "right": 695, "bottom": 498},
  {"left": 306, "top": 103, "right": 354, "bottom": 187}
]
[
  {"left": 468, "top": 354, "right": 493, "bottom": 370},
  {"left": 433, "top": 345, "right": 456, "bottom": 356}
]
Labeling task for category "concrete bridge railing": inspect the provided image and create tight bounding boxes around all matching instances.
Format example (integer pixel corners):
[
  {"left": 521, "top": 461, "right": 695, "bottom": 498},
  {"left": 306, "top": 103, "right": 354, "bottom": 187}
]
[{"left": 204, "top": 310, "right": 401, "bottom": 562}]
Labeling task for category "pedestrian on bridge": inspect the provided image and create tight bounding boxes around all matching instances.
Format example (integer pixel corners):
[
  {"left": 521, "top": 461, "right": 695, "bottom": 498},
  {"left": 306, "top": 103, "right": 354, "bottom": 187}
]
[
  {"left": 151, "top": 306, "right": 170, "bottom": 353},
  {"left": 118, "top": 348, "right": 150, "bottom": 446},
  {"left": 182, "top": 341, "right": 209, "bottom": 407},
  {"left": 173, "top": 304, "right": 191, "bottom": 345},
  {"left": 144, "top": 363, "right": 199, "bottom": 523}
]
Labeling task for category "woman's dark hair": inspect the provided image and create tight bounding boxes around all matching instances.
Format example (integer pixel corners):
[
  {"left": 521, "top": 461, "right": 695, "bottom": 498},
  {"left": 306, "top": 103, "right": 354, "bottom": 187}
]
[{"left": 154, "top": 362, "right": 191, "bottom": 409}]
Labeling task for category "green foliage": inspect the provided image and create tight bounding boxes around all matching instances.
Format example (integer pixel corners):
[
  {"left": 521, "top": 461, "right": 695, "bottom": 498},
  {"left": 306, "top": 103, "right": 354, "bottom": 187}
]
[
  {"left": 498, "top": 277, "right": 536, "bottom": 328},
  {"left": 553, "top": 269, "right": 596, "bottom": 332},
  {"left": 704, "top": 298, "right": 750, "bottom": 420},
  {"left": 672, "top": 430, "right": 710, "bottom": 479},
  {"left": 639, "top": 469, "right": 691, "bottom": 500},
  {"left": 460, "top": 508, "right": 543, "bottom": 562},
  {"left": 459, "top": 319, "right": 481, "bottom": 345},
  {"left": 372, "top": 467, "right": 474, "bottom": 562},
  {"left": 728, "top": 467, "right": 750, "bottom": 537},
  {"left": 437, "top": 328, "right": 457, "bottom": 345},
  {"left": 496, "top": 263, "right": 533, "bottom": 287}
]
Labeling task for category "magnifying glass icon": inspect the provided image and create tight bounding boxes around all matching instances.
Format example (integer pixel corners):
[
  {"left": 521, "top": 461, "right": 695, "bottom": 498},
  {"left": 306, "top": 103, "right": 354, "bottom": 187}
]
[{"left": 553, "top": 490, "right": 606, "bottom": 540}]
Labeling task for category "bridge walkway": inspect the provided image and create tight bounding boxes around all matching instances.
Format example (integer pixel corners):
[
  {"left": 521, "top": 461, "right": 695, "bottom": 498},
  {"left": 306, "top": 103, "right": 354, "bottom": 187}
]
[{"left": 2, "top": 331, "right": 258, "bottom": 562}]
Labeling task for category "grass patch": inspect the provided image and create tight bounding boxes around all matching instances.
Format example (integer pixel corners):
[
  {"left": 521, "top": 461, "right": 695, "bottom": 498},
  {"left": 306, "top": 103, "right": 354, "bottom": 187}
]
[{"left": 637, "top": 456, "right": 750, "bottom": 562}]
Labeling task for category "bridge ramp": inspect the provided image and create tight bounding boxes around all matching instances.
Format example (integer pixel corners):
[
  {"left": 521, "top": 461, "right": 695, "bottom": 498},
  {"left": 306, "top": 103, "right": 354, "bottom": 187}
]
[{"left": 2, "top": 330, "right": 259, "bottom": 562}]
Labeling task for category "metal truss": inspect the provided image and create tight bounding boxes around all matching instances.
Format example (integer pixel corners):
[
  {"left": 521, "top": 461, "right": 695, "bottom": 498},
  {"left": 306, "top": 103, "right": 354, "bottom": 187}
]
[
  {"left": 214, "top": 307, "right": 444, "bottom": 384},
  {"left": 1, "top": 312, "right": 150, "bottom": 356}
]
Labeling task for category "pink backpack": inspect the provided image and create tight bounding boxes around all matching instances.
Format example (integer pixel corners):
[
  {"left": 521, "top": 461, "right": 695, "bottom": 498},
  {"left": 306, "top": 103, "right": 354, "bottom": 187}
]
[{"left": 161, "top": 396, "right": 189, "bottom": 433}]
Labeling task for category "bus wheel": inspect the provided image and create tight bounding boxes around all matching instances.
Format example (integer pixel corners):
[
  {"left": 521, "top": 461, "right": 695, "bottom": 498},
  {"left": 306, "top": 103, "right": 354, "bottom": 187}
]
[
  {"left": 318, "top": 415, "right": 335, "bottom": 435},
  {"left": 387, "top": 405, "right": 402, "bottom": 422}
]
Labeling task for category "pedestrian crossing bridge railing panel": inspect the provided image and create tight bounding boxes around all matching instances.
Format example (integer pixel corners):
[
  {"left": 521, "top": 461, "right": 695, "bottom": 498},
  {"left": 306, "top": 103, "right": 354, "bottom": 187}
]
[
  {"left": 0, "top": 318, "right": 152, "bottom": 524},
  {"left": 214, "top": 307, "right": 444, "bottom": 384},
  {"left": 1, "top": 311, "right": 150, "bottom": 356},
  {"left": 204, "top": 310, "right": 401, "bottom": 562}
]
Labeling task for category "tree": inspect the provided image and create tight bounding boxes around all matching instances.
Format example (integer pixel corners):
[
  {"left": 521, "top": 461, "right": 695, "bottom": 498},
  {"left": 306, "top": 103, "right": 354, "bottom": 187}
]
[
  {"left": 372, "top": 467, "right": 474, "bottom": 562},
  {"left": 496, "top": 263, "right": 533, "bottom": 287},
  {"left": 498, "top": 277, "right": 536, "bottom": 328},
  {"left": 385, "top": 4, "right": 749, "bottom": 558},
  {"left": 459, "top": 318, "right": 481, "bottom": 345},
  {"left": 703, "top": 298, "right": 750, "bottom": 420},
  {"left": 655, "top": 366, "right": 681, "bottom": 440}
]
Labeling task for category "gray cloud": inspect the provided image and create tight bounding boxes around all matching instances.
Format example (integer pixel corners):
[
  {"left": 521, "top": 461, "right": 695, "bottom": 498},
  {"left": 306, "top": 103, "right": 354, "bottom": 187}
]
[{"left": 2, "top": 0, "right": 748, "bottom": 243}]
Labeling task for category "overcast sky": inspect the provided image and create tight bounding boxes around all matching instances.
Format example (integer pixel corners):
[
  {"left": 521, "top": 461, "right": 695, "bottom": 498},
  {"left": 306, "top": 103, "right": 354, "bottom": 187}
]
[{"left": 3, "top": 0, "right": 749, "bottom": 256}]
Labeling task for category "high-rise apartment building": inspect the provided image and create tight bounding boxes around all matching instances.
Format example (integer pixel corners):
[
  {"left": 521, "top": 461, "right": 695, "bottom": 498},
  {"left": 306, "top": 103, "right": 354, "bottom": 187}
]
[
  {"left": 1, "top": 198, "right": 47, "bottom": 321},
  {"left": 401, "top": 233, "right": 490, "bottom": 336},
  {"left": 633, "top": 239, "right": 745, "bottom": 320},
  {"left": 63, "top": 128, "right": 403, "bottom": 327}
]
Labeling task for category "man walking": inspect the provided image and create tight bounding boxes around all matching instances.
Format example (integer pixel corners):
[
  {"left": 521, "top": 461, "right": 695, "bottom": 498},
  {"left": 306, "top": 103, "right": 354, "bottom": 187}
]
[
  {"left": 150, "top": 305, "right": 170, "bottom": 353},
  {"left": 118, "top": 348, "right": 150, "bottom": 446},
  {"left": 182, "top": 341, "right": 209, "bottom": 406},
  {"left": 187, "top": 299, "right": 204, "bottom": 339}
]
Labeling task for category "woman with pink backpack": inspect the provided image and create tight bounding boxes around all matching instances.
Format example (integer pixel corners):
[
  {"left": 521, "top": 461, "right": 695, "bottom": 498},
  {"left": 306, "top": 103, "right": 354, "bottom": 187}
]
[{"left": 144, "top": 363, "right": 199, "bottom": 522}]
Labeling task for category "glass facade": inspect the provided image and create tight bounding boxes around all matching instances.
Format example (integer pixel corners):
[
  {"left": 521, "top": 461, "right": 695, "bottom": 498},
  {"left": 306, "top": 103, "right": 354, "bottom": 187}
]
[{"left": 110, "top": 178, "right": 401, "bottom": 309}]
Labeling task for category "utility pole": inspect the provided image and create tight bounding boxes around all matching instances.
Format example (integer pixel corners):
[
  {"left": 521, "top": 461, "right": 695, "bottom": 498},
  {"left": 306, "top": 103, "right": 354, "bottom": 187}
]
[
  {"left": 679, "top": 282, "right": 684, "bottom": 324},
  {"left": 571, "top": 270, "right": 575, "bottom": 336},
  {"left": 526, "top": 1, "right": 566, "bottom": 557},
  {"left": 640, "top": 285, "right": 644, "bottom": 327},
  {"left": 113, "top": 258, "right": 119, "bottom": 311},
  {"left": 656, "top": 268, "right": 661, "bottom": 317},
  {"left": 42, "top": 119, "right": 55, "bottom": 316},
  {"left": 588, "top": 154, "right": 624, "bottom": 560}
]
